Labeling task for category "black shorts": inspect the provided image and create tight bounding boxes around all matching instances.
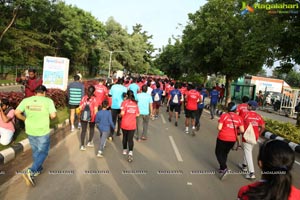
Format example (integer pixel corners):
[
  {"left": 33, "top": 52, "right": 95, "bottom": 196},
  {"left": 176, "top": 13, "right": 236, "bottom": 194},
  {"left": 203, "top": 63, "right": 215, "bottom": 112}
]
[
  {"left": 170, "top": 104, "right": 180, "bottom": 113},
  {"left": 69, "top": 104, "right": 79, "bottom": 109},
  {"left": 185, "top": 109, "right": 197, "bottom": 119}
]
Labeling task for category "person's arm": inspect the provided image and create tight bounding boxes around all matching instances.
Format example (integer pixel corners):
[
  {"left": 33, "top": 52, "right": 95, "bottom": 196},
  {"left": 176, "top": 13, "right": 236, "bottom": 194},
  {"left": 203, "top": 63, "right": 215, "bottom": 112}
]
[
  {"left": 218, "top": 122, "right": 223, "bottom": 131},
  {"left": 0, "top": 108, "right": 13, "bottom": 123},
  {"left": 50, "top": 112, "right": 56, "bottom": 119},
  {"left": 15, "top": 109, "right": 26, "bottom": 121}
]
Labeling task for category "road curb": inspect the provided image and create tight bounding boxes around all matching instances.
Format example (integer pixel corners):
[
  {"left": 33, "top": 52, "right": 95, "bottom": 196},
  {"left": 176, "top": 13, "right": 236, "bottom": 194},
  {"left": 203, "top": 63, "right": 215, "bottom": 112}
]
[
  {"left": 0, "top": 82, "right": 19, "bottom": 87},
  {"left": 204, "top": 104, "right": 300, "bottom": 153},
  {"left": 0, "top": 119, "right": 70, "bottom": 165}
]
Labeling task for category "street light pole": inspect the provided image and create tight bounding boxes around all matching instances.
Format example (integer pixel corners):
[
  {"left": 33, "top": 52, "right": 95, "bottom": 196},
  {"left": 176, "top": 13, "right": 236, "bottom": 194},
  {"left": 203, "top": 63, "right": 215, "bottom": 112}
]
[{"left": 100, "top": 49, "right": 124, "bottom": 78}]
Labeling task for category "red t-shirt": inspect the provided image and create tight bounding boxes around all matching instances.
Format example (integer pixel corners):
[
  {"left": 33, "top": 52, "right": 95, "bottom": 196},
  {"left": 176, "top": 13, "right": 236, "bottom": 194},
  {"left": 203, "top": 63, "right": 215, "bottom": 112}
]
[
  {"left": 79, "top": 95, "right": 98, "bottom": 122},
  {"left": 238, "top": 182, "right": 300, "bottom": 200},
  {"left": 237, "top": 103, "right": 249, "bottom": 117},
  {"left": 94, "top": 84, "right": 108, "bottom": 106},
  {"left": 242, "top": 111, "right": 265, "bottom": 142},
  {"left": 25, "top": 78, "right": 43, "bottom": 97},
  {"left": 218, "top": 112, "right": 243, "bottom": 142},
  {"left": 120, "top": 100, "right": 139, "bottom": 130},
  {"left": 185, "top": 89, "right": 201, "bottom": 110}
]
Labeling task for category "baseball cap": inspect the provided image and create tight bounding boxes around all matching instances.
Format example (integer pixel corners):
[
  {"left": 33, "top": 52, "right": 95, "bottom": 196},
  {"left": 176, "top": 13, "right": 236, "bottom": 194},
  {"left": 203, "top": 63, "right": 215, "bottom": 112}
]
[{"left": 248, "top": 100, "right": 258, "bottom": 109}]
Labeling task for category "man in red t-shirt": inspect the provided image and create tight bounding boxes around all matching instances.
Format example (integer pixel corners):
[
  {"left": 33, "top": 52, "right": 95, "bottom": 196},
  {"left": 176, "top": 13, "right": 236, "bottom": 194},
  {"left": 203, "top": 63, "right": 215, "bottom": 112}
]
[
  {"left": 238, "top": 100, "right": 265, "bottom": 179},
  {"left": 237, "top": 96, "right": 250, "bottom": 117},
  {"left": 24, "top": 69, "right": 43, "bottom": 97},
  {"left": 184, "top": 84, "right": 201, "bottom": 135},
  {"left": 94, "top": 78, "right": 108, "bottom": 107}
]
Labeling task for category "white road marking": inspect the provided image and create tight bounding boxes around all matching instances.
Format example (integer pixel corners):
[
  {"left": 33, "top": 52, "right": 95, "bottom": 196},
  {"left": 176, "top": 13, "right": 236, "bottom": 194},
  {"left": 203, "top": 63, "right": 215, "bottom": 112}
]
[
  {"left": 169, "top": 136, "right": 183, "bottom": 162},
  {"left": 161, "top": 114, "right": 166, "bottom": 124}
]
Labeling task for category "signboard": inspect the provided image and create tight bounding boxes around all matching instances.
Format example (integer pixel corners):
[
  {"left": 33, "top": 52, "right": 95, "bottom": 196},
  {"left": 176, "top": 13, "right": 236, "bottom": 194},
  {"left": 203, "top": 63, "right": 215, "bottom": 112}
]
[{"left": 42, "top": 56, "right": 69, "bottom": 90}]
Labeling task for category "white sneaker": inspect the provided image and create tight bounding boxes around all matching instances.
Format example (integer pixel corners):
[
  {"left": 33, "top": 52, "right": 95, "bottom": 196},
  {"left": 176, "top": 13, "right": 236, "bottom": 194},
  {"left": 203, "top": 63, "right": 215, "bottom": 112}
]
[
  {"left": 71, "top": 125, "right": 75, "bottom": 132},
  {"left": 80, "top": 146, "right": 86, "bottom": 151},
  {"left": 238, "top": 163, "right": 248, "bottom": 172},
  {"left": 97, "top": 151, "right": 103, "bottom": 157},
  {"left": 78, "top": 122, "right": 82, "bottom": 129},
  {"left": 245, "top": 173, "right": 256, "bottom": 179},
  {"left": 123, "top": 150, "right": 128, "bottom": 155},
  {"left": 128, "top": 151, "right": 133, "bottom": 156},
  {"left": 87, "top": 142, "right": 94, "bottom": 148}
]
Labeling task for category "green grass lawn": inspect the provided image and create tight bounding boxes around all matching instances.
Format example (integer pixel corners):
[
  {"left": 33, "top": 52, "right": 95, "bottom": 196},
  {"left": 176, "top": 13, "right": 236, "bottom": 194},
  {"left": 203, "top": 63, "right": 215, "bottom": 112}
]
[{"left": 0, "top": 107, "right": 69, "bottom": 151}]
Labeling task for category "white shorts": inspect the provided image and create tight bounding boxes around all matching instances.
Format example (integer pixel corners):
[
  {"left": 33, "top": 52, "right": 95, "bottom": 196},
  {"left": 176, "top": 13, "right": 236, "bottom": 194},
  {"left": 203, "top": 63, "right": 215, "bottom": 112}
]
[{"left": 0, "top": 127, "right": 14, "bottom": 145}]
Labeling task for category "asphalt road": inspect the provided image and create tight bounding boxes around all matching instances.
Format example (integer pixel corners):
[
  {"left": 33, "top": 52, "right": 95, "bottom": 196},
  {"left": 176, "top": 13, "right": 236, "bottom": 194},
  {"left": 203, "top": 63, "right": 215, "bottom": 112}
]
[{"left": 0, "top": 108, "right": 300, "bottom": 200}]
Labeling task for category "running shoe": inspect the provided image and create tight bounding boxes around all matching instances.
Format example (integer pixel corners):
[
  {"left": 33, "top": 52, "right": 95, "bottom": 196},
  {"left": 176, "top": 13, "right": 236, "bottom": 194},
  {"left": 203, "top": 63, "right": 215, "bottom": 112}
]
[
  {"left": 80, "top": 146, "right": 86, "bottom": 151},
  {"left": 238, "top": 163, "right": 248, "bottom": 172},
  {"left": 22, "top": 169, "right": 35, "bottom": 186},
  {"left": 78, "top": 122, "right": 82, "bottom": 129},
  {"left": 175, "top": 122, "right": 178, "bottom": 127},
  {"left": 219, "top": 168, "right": 228, "bottom": 180},
  {"left": 245, "top": 173, "right": 256, "bottom": 180},
  {"left": 97, "top": 151, "right": 103, "bottom": 158},
  {"left": 87, "top": 142, "right": 94, "bottom": 148},
  {"left": 71, "top": 125, "right": 75, "bottom": 132},
  {"left": 123, "top": 149, "right": 128, "bottom": 155},
  {"left": 108, "top": 136, "right": 113, "bottom": 141}
]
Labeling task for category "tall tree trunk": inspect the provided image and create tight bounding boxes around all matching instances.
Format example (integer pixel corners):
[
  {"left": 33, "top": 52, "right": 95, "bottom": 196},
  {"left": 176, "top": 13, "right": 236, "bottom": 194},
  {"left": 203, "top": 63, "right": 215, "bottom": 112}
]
[
  {"left": 225, "top": 75, "right": 232, "bottom": 106},
  {"left": 0, "top": 7, "right": 19, "bottom": 43}
]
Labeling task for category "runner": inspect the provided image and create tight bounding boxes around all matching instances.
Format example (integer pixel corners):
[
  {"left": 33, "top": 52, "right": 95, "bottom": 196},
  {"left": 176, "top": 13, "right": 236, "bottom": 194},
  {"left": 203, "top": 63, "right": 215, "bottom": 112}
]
[
  {"left": 236, "top": 96, "right": 250, "bottom": 117},
  {"left": 67, "top": 74, "right": 85, "bottom": 131},
  {"left": 215, "top": 102, "right": 244, "bottom": 180},
  {"left": 15, "top": 85, "right": 56, "bottom": 186},
  {"left": 109, "top": 78, "right": 127, "bottom": 139},
  {"left": 79, "top": 85, "right": 98, "bottom": 150},
  {"left": 136, "top": 85, "right": 153, "bottom": 141},
  {"left": 195, "top": 85, "right": 206, "bottom": 131},
  {"left": 0, "top": 98, "right": 15, "bottom": 145},
  {"left": 238, "top": 100, "right": 265, "bottom": 179},
  {"left": 94, "top": 78, "right": 109, "bottom": 108},
  {"left": 151, "top": 82, "right": 163, "bottom": 119},
  {"left": 128, "top": 77, "right": 140, "bottom": 100},
  {"left": 95, "top": 100, "right": 115, "bottom": 158},
  {"left": 167, "top": 83, "right": 182, "bottom": 127},
  {"left": 238, "top": 140, "right": 300, "bottom": 199},
  {"left": 120, "top": 90, "right": 140, "bottom": 162},
  {"left": 184, "top": 84, "right": 201, "bottom": 135},
  {"left": 209, "top": 86, "right": 219, "bottom": 119}
]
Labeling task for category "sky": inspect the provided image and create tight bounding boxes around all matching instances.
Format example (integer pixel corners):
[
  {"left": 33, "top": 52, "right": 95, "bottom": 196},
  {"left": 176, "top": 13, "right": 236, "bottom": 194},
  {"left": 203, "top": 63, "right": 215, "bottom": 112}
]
[{"left": 63, "top": 0, "right": 207, "bottom": 50}]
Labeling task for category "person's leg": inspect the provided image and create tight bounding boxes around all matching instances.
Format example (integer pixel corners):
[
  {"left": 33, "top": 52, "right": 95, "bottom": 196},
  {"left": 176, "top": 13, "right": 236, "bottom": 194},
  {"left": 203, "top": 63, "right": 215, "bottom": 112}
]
[
  {"left": 195, "top": 108, "right": 200, "bottom": 128},
  {"left": 69, "top": 108, "right": 75, "bottom": 130},
  {"left": 185, "top": 109, "right": 191, "bottom": 132},
  {"left": 136, "top": 115, "right": 142, "bottom": 140},
  {"left": 88, "top": 122, "right": 95, "bottom": 143},
  {"left": 243, "top": 142, "right": 255, "bottom": 173},
  {"left": 215, "top": 139, "right": 235, "bottom": 170},
  {"left": 110, "top": 109, "right": 118, "bottom": 136},
  {"left": 80, "top": 121, "right": 88, "bottom": 146},
  {"left": 0, "top": 128, "right": 13, "bottom": 145},
  {"left": 122, "top": 129, "right": 128, "bottom": 150},
  {"left": 99, "top": 131, "right": 109, "bottom": 152},
  {"left": 116, "top": 109, "right": 122, "bottom": 135},
  {"left": 142, "top": 115, "right": 150, "bottom": 138},
  {"left": 128, "top": 130, "right": 135, "bottom": 152},
  {"left": 28, "top": 134, "right": 50, "bottom": 173},
  {"left": 210, "top": 104, "right": 214, "bottom": 119}
]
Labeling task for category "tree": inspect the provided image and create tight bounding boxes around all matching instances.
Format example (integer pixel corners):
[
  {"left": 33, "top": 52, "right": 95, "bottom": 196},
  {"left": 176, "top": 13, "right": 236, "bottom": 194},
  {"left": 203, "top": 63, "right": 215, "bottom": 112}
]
[{"left": 181, "top": 0, "right": 276, "bottom": 104}]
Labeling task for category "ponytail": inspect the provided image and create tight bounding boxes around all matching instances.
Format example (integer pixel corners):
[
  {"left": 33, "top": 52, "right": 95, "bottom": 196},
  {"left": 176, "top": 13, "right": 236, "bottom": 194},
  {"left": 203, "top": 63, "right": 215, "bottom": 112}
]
[{"left": 242, "top": 140, "right": 295, "bottom": 200}]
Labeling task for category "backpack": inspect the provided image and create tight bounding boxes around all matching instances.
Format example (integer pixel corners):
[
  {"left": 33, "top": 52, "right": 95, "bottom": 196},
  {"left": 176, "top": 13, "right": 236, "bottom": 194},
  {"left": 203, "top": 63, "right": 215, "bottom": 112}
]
[
  {"left": 243, "top": 123, "right": 257, "bottom": 145},
  {"left": 81, "top": 102, "right": 91, "bottom": 121},
  {"left": 173, "top": 93, "right": 179, "bottom": 104},
  {"left": 154, "top": 91, "right": 160, "bottom": 102}
]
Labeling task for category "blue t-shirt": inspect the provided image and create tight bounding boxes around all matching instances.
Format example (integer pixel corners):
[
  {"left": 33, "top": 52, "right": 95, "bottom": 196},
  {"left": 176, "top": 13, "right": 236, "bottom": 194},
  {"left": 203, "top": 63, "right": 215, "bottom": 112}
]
[
  {"left": 198, "top": 88, "right": 208, "bottom": 109},
  {"left": 137, "top": 92, "right": 153, "bottom": 115},
  {"left": 210, "top": 89, "right": 219, "bottom": 105},
  {"left": 128, "top": 83, "right": 140, "bottom": 100},
  {"left": 95, "top": 110, "right": 115, "bottom": 132},
  {"left": 151, "top": 88, "right": 163, "bottom": 102},
  {"left": 109, "top": 84, "right": 128, "bottom": 109},
  {"left": 169, "top": 89, "right": 181, "bottom": 105}
]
